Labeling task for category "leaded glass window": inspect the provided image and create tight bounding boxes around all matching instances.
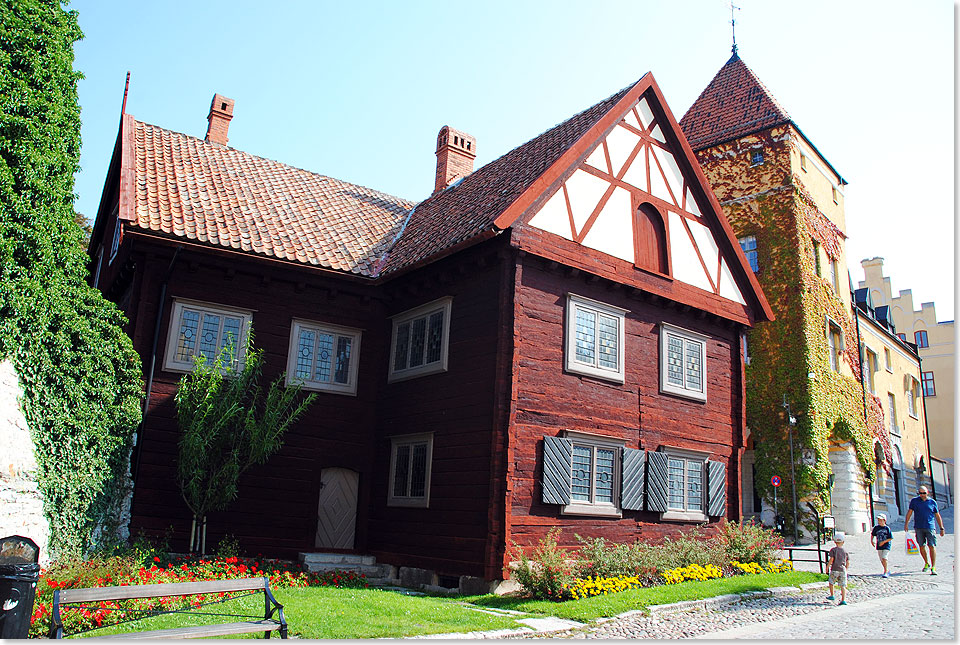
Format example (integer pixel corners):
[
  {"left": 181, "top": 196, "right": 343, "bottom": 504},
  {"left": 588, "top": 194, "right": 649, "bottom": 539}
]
[
  {"left": 165, "top": 300, "right": 250, "bottom": 372},
  {"left": 389, "top": 298, "right": 452, "bottom": 381},
  {"left": 568, "top": 442, "right": 619, "bottom": 507},
  {"left": 566, "top": 295, "right": 625, "bottom": 382},
  {"left": 389, "top": 433, "right": 433, "bottom": 507},
  {"left": 288, "top": 320, "right": 360, "bottom": 395},
  {"left": 660, "top": 324, "right": 706, "bottom": 401},
  {"left": 667, "top": 454, "right": 704, "bottom": 512}
]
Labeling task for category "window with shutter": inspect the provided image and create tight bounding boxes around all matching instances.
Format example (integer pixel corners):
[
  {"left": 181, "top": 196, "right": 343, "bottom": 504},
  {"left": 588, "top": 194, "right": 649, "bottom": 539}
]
[
  {"left": 652, "top": 447, "right": 710, "bottom": 521},
  {"left": 388, "top": 297, "right": 452, "bottom": 382},
  {"left": 388, "top": 433, "right": 433, "bottom": 507},
  {"left": 659, "top": 323, "right": 708, "bottom": 401},
  {"left": 561, "top": 431, "right": 623, "bottom": 517}
]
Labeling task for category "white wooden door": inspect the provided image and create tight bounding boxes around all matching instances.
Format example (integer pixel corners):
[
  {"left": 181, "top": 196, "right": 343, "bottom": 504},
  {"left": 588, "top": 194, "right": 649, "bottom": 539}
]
[{"left": 315, "top": 468, "right": 359, "bottom": 549}]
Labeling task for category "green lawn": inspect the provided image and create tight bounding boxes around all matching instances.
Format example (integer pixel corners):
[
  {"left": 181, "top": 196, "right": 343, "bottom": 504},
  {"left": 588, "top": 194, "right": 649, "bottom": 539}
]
[{"left": 64, "top": 571, "right": 827, "bottom": 639}]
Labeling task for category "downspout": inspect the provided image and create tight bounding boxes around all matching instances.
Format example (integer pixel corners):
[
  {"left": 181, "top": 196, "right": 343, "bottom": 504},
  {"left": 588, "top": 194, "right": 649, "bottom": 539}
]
[
  {"left": 131, "top": 246, "right": 183, "bottom": 489},
  {"left": 851, "top": 300, "right": 875, "bottom": 527},
  {"left": 918, "top": 354, "right": 936, "bottom": 500}
]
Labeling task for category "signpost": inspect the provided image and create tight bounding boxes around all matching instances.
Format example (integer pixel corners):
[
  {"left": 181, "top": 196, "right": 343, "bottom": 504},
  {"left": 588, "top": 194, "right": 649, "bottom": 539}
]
[{"left": 771, "top": 475, "right": 781, "bottom": 529}]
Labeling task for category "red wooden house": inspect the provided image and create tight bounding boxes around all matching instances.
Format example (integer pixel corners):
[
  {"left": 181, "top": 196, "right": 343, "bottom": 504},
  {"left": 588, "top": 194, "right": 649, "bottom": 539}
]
[{"left": 89, "top": 74, "right": 772, "bottom": 591}]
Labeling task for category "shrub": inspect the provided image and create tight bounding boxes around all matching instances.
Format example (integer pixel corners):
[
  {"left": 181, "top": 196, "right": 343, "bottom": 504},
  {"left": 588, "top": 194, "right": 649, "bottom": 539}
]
[
  {"left": 509, "top": 528, "right": 575, "bottom": 601},
  {"left": 714, "top": 519, "right": 784, "bottom": 564}
]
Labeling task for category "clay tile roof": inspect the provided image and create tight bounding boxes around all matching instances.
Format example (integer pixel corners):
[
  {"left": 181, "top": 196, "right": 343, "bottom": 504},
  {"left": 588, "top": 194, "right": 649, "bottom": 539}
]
[
  {"left": 380, "top": 83, "right": 635, "bottom": 274},
  {"left": 679, "top": 53, "right": 791, "bottom": 151},
  {"left": 130, "top": 120, "right": 413, "bottom": 276}
]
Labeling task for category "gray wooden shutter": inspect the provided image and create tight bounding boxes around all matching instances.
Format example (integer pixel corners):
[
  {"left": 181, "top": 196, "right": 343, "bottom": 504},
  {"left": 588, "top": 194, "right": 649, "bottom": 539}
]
[
  {"left": 541, "top": 436, "right": 572, "bottom": 505},
  {"left": 645, "top": 450, "right": 668, "bottom": 512},
  {"left": 707, "top": 459, "right": 727, "bottom": 517},
  {"left": 621, "top": 448, "right": 646, "bottom": 510}
]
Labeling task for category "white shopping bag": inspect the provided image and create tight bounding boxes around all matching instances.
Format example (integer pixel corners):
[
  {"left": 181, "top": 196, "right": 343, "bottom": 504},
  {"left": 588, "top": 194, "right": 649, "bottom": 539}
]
[{"left": 905, "top": 535, "right": 920, "bottom": 556}]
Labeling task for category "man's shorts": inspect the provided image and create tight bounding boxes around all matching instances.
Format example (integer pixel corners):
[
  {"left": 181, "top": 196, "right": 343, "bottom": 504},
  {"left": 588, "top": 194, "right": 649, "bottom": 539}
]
[
  {"left": 916, "top": 528, "right": 938, "bottom": 547},
  {"left": 877, "top": 548, "right": 891, "bottom": 561},
  {"left": 829, "top": 570, "right": 847, "bottom": 587}
]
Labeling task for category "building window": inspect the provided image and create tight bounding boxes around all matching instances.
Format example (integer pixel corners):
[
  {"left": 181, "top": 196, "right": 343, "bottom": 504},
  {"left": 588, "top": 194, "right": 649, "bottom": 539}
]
[
  {"left": 109, "top": 219, "right": 121, "bottom": 263},
  {"left": 800, "top": 154, "right": 808, "bottom": 172},
  {"left": 907, "top": 378, "right": 920, "bottom": 418},
  {"left": 832, "top": 186, "right": 839, "bottom": 204},
  {"left": 738, "top": 235, "right": 759, "bottom": 272},
  {"left": 829, "top": 259, "right": 840, "bottom": 294},
  {"left": 388, "top": 433, "right": 433, "bottom": 507},
  {"left": 562, "top": 431, "right": 624, "bottom": 517},
  {"left": 388, "top": 297, "right": 453, "bottom": 382},
  {"left": 884, "top": 348, "right": 892, "bottom": 372},
  {"left": 864, "top": 348, "right": 878, "bottom": 394},
  {"left": 922, "top": 371, "right": 936, "bottom": 397},
  {"left": 665, "top": 448, "right": 707, "bottom": 520},
  {"left": 742, "top": 333, "right": 751, "bottom": 366},
  {"left": 565, "top": 294, "right": 626, "bottom": 383},
  {"left": 826, "top": 320, "right": 843, "bottom": 372},
  {"left": 286, "top": 320, "right": 361, "bottom": 395},
  {"left": 887, "top": 393, "right": 899, "bottom": 436},
  {"left": 749, "top": 150, "right": 763, "bottom": 166},
  {"left": 914, "top": 330, "right": 929, "bottom": 348},
  {"left": 812, "top": 239, "right": 822, "bottom": 275},
  {"left": 660, "top": 323, "right": 707, "bottom": 402},
  {"left": 163, "top": 299, "right": 252, "bottom": 373},
  {"left": 896, "top": 333, "right": 907, "bottom": 343}
]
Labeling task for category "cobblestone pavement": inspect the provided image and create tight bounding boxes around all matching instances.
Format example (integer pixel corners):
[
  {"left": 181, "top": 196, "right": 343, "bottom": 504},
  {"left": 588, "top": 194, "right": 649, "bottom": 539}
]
[{"left": 504, "top": 504, "right": 955, "bottom": 640}]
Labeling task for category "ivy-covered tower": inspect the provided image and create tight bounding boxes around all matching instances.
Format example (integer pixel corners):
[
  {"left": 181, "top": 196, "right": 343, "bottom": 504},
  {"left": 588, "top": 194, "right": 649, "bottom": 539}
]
[{"left": 679, "top": 52, "right": 882, "bottom": 537}]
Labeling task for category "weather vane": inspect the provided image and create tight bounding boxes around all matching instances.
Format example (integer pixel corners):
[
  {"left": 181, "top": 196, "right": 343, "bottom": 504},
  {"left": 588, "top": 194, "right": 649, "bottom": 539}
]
[{"left": 729, "top": 1, "right": 741, "bottom": 55}]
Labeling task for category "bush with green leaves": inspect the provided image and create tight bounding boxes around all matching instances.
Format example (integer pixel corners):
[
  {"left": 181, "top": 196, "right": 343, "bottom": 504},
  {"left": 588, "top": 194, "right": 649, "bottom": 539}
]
[
  {"left": 509, "top": 528, "right": 574, "bottom": 601},
  {"left": 713, "top": 518, "right": 784, "bottom": 564},
  {"left": 0, "top": 0, "right": 144, "bottom": 558}
]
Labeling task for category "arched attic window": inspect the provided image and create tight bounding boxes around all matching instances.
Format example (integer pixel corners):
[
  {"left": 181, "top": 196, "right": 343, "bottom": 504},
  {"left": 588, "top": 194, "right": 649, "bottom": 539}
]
[{"left": 634, "top": 203, "right": 668, "bottom": 275}]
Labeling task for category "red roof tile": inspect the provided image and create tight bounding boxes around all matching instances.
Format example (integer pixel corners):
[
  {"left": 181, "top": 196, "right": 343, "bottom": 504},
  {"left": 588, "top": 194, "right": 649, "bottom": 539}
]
[
  {"left": 130, "top": 120, "right": 413, "bottom": 276},
  {"left": 378, "top": 84, "right": 634, "bottom": 274},
  {"left": 679, "top": 53, "right": 791, "bottom": 151}
]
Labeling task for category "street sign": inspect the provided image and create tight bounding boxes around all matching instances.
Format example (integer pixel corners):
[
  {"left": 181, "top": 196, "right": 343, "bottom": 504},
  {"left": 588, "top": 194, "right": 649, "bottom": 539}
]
[
  {"left": 801, "top": 449, "right": 816, "bottom": 466},
  {"left": 771, "top": 475, "right": 781, "bottom": 487}
]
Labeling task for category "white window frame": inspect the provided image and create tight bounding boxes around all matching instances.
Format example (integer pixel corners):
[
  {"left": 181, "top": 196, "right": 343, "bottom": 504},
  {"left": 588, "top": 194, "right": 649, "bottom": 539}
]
[
  {"left": 662, "top": 446, "right": 708, "bottom": 522},
  {"left": 564, "top": 294, "right": 627, "bottom": 383},
  {"left": 388, "top": 297, "right": 453, "bottom": 382},
  {"left": 749, "top": 150, "right": 763, "bottom": 166},
  {"left": 884, "top": 347, "right": 893, "bottom": 372},
  {"left": 906, "top": 377, "right": 920, "bottom": 419},
  {"left": 560, "top": 430, "right": 624, "bottom": 518},
  {"left": 285, "top": 319, "right": 361, "bottom": 395},
  {"left": 387, "top": 432, "right": 434, "bottom": 508},
  {"left": 887, "top": 392, "right": 900, "bottom": 436},
  {"left": 864, "top": 347, "right": 878, "bottom": 394},
  {"left": 660, "top": 323, "right": 708, "bottom": 402},
  {"left": 162, "top": 298, "right": 253, "bottom": 373},
  {"left": 825, "top": 318, "right": 843, "bottom": 373}
]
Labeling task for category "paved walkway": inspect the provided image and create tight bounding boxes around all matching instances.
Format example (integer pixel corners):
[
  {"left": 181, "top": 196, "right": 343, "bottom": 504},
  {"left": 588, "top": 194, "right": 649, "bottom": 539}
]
[{"left": 492, "top": 504, "right": 955, "bottom": 639}]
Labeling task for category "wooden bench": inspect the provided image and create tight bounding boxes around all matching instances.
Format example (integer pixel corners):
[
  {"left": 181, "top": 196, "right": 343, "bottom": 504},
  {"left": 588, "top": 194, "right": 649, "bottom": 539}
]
[{"left": 50, "top": 577, "right": 287, "bottom": 639}]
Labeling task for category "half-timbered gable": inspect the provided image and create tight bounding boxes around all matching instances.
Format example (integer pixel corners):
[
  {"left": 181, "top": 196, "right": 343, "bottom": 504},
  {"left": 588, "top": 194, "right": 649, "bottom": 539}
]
[{"left": 88, "top": 73, "right": 770, "bottom": 590}]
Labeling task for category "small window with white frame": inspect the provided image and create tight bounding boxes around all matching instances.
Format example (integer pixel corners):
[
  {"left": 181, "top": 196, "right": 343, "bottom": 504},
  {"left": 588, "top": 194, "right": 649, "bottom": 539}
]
[
  {"left": 660, "top": 323, "right": 707, "bottom": 401},
  {"left": 388, "top": 432, "right": 433, "bottom": 507},
  {"left": 864, "top": 347, "right": 878, "bottom": 394},
  {"left": 388, "top": 297, "right": 453, "bottom": 382},
  {"left": 163, "top": 299, "right": 252, "bottom": 373},
  {"left": 906, "top": 377, "right": 920, "bottom": 418},
  {"left": 565, "top": 294, "right": 626, "bottom": 383},
  {"left": 664, "top": 447, "right": 707, "bottom": 522},
  {"left": 749, "top": 150, "right": 763, "bottom": 166},
  {"left": 562, "top": 431, "right": 624, "bottom": 517},
  {"left": 800, "top": 154, "right": 808, "bottom": 172},
  {"left": 286, "top": 320, "right": 361, "bottom": 395}
]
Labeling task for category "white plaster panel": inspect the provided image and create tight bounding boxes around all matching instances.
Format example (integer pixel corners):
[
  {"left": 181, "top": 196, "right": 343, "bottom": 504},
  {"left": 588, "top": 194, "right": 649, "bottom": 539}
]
[
  {"left": 623, "top": 108, "right": 642, "bottom": 131},
  {"left": 580, "top": 187, "right": 634, "bottom": 263},
  {"left": 620, "top": 143, "right": 648, "bottom": 192},
  {"left": 718, "top": 258, "right": 746, "bottom": 305},
  {"left": 687, "top": 218, "right": 720, "bottom": 282},
  {"left": 637, "top": 97, "right": 654, "bottom": 129},
  {"left": 584, "top": 143, "right": 608, "bottom": 174},
  {"left": 651, "top": 146, "right": 684, "bottom": 205},
  {"left": 650, "top": 124, "right": 666, "bottom": 144},
  {"left": 565, "top": 170, "right": 611, "bottom": 236},
  {"left": 649, "top": 153, "right": 674, "bottom": 205},
  {"left": 605, "top": 125, "right": 641, "bottom": 178},
  {"left": 528, "top": 187, "right": 573, "bottom": 240},
  {"left": 668, "top": 211, "right": 713, "bottom": 292},
  {"left": 684, "top": 187, "right": 702, "bottom": 217}
]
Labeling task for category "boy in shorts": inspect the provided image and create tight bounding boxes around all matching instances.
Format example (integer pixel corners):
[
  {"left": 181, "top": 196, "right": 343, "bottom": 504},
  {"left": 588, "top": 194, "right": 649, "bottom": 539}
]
[
  {"left": 870, "top": 513, "right": 893, "bottom": 577},
  {"left": 826, "top": 532, "right": 849, "bottom": 605}
]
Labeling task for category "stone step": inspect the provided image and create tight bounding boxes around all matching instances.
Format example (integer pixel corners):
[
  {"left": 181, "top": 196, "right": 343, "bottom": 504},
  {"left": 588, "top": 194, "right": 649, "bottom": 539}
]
[
  {"left": 303, "top": 562, "right": 388, "bottom": 577},
  {"left": 299, "top": 552, "right": 376, "bottom": 565}
]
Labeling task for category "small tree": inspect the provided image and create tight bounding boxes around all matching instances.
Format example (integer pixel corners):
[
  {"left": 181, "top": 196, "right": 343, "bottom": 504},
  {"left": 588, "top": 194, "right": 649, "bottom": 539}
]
[{"left": 175, "top": 330, "right": 315, "bottom": 553}]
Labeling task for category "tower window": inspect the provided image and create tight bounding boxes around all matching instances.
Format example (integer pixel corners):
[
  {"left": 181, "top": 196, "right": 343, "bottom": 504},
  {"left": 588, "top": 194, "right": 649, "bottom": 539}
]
[
  {"left": 739, "top": 235, "right": 759, "bottom": 272},
  {"left": 750, "top": 150, "right": 764, "bottom": 166}
]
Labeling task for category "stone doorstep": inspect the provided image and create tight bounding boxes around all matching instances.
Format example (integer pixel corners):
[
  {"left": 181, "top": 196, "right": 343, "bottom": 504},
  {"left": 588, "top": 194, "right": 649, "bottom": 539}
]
[{"left": 299, "top": 552, "right": 376, "bottom": 565}]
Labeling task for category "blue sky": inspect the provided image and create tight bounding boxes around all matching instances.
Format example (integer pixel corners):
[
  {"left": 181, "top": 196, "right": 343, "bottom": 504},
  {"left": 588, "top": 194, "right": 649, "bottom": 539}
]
[{"left": 72, "top": 0, "right": 954, "bottom": 317}]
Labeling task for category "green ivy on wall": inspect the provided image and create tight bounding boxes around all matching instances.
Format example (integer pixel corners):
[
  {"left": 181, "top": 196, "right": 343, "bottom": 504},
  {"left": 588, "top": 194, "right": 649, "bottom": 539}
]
[{"left": 0, "top": 1, "right": 143, "bottom": 558}]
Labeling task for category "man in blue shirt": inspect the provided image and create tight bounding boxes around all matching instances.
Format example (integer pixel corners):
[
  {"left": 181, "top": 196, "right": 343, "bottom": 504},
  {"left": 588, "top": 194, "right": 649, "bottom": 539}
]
[{"left": 904, "top": 485, "right": 946, "bottom": 575}]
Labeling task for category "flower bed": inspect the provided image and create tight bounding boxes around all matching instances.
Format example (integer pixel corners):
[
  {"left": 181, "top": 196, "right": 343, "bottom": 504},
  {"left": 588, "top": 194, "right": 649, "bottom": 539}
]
[{"left": 29, "top": 554, "right": 366, "bottom": 638}]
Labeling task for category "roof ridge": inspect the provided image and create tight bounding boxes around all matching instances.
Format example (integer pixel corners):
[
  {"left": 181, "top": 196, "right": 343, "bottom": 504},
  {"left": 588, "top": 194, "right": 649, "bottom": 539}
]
[{"left": 133, "top": 118, "right": 415, "bottom": 208}]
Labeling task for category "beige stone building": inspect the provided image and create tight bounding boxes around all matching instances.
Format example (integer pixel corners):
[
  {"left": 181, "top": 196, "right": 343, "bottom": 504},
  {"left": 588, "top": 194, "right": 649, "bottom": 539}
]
[
  {"left": 853, "top": 290, "right": 931, "bottom": 520},
  {"left": 859, "top": 258, "right": 954, "bottom": 503}
]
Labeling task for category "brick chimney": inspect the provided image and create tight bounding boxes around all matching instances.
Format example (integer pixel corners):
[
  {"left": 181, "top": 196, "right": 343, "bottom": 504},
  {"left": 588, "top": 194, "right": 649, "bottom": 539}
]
[
  {"left": 205, "top": 94, "right": 235, "bottom": 145},
  {"left": 434, "top": 126, "right": 476, "bottom": 194}
]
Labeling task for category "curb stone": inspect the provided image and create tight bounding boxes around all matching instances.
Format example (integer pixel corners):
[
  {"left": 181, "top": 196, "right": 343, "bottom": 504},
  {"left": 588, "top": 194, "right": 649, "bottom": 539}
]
[{"left": 643, "top": 584, "right": 815, "bottom": 616}]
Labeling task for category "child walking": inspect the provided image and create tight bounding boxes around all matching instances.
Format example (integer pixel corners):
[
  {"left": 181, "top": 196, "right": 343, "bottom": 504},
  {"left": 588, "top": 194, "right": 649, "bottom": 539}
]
[
  {"left": 870, "top": 513, "right": 893, "bottom": 577},
  {"left": 827, "top": 532, "right": 850, "bottom": 605}
]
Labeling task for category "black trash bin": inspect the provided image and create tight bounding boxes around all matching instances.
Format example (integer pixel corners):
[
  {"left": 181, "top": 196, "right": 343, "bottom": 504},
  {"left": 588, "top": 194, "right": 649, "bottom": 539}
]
[{"left": 0, "top": 535, "right": 41, "bottom": 639}]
